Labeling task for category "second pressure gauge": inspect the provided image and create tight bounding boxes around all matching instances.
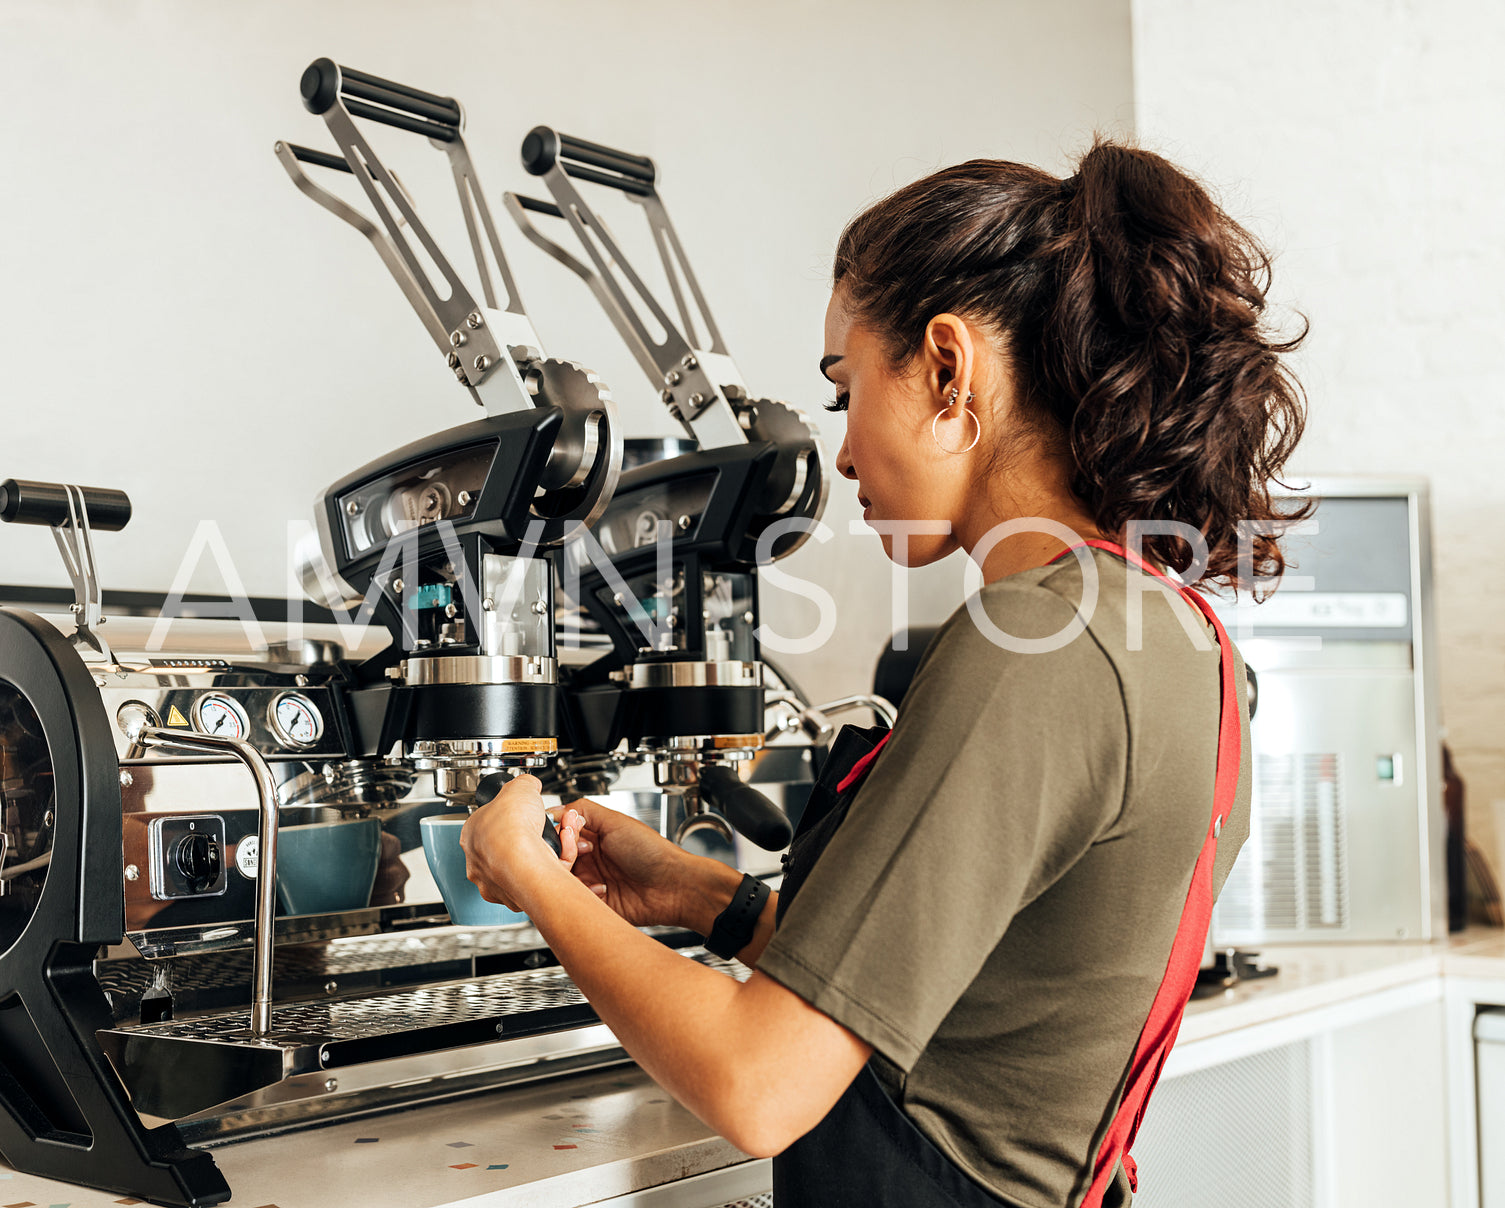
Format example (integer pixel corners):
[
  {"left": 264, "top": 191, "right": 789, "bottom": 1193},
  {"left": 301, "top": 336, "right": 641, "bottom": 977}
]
[
  {"left": 193, "top": 693, "right": 250, "bottom": 740},
  {"left": 269, "top": 691, "right": 323, "bottom": 748}
]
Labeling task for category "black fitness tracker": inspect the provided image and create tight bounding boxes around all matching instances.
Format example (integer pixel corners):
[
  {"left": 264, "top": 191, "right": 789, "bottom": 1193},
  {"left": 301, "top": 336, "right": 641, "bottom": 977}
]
[{"left": 705, "top": 873, "right": 771, "bottom": 960}]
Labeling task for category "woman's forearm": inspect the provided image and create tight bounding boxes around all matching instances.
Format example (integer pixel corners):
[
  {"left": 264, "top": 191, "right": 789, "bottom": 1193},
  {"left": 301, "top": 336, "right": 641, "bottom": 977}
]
[{"left": 515, "top": 860, "right": 867, "bottom": 1157}]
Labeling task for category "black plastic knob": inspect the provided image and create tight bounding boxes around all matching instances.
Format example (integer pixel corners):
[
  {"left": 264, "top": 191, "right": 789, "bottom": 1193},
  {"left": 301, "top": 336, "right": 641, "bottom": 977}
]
[{"left": 175, "top": 833, "right": 222, "bottom": 893}]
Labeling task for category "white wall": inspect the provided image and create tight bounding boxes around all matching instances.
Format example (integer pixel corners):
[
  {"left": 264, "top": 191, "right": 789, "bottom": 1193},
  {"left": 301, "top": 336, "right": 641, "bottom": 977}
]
[
  {"left": 1132, "top": 0, "right": 1505, "bottom": 880},
  {"left": 0, "top": 0, "right": 1133, "bottom": 707}
]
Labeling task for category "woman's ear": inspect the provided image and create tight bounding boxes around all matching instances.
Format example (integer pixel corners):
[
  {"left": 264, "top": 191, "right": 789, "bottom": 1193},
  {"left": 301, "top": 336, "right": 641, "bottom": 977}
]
[{"left": 922, "top": 314, "right": 975, "bottom": 403}]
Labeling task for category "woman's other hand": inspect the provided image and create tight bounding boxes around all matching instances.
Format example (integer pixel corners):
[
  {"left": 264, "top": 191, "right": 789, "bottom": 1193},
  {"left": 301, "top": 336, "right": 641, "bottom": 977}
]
[
  {"left": 460, "top": 774, "right": 581, "bottom": 912},
  {"left": 565, "top": 797, "right": 699, "bottom": 929}
]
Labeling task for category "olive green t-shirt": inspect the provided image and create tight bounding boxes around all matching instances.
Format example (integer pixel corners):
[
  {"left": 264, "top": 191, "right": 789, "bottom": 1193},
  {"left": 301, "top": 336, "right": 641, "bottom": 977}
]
[{"left": 759, "top": 549, "right": 1252, "bottom": 1207}]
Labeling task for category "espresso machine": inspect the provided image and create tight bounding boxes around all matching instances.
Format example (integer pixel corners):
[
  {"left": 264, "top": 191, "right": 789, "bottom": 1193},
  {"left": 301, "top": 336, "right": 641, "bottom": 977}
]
[{"left": 0, "top": 61, "right": 871, "bottom": 1208}]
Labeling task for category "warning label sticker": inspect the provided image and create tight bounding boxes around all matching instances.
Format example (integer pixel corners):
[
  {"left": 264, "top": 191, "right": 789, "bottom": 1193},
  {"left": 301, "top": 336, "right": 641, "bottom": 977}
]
[{"left": 167, "top": 705, "right": 190, "bottom": 727}]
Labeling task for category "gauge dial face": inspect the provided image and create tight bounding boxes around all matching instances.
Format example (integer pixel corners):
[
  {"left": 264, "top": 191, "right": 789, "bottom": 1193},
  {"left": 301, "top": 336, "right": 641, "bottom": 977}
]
[
  {"left": 192, "top": 693, "right": 249, "bottom": 740},
  {"left": 269, "top": 692, "right": 323, "bottom": 748}
]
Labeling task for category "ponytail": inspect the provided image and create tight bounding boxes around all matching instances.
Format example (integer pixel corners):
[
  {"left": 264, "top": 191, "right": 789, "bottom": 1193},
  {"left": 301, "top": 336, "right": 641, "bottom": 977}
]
[{"left": 833, "top": 138, "right": 1308, "bottom": 591}]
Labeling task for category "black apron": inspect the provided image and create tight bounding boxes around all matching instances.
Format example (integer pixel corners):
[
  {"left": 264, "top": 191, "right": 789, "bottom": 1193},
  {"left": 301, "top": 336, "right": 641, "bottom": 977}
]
[{"left": 772, "top": 723, "right": 1007, "bottom": 1207}]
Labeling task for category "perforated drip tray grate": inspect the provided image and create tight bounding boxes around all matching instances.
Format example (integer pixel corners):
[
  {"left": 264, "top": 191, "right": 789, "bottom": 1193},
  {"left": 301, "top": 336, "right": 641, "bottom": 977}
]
[{"left": 97, "top": 949, "right": 745, "bottom": 1121}]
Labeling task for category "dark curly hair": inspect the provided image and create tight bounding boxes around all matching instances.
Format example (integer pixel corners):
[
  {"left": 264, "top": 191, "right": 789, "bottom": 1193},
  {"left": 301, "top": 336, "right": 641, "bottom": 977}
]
[{"left": 832, "top": 138, "right": 1309, "bottom": 592}]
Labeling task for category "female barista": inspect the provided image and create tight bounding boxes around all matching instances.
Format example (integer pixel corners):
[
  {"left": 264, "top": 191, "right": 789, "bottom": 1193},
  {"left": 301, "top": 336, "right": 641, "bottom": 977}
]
[{"left": 461, "top": 139, "right": 1306, "bottom": 1207}]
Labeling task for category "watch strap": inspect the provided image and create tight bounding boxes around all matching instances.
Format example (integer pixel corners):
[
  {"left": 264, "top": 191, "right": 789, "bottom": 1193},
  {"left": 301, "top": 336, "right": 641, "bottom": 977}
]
[{"left": 705, "top": 873, "right": 770, "bottom": 960}]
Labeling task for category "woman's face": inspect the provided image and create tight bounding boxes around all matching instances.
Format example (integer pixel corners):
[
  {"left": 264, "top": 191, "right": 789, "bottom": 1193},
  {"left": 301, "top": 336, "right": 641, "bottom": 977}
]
[{"left": 822, "top": 290, "right": 962, "bottom": 566}]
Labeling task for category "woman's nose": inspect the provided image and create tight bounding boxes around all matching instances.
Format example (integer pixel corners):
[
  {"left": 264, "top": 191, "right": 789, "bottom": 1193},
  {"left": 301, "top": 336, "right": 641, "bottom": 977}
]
[{"left": 836, "top": 435, "right": 855, "bottom": 480}]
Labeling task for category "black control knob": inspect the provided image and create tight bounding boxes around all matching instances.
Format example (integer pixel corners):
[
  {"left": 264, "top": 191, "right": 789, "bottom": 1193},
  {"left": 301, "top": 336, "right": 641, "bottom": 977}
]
[{"left": 174, "top": 832, "right": 222, "bottom": 893}]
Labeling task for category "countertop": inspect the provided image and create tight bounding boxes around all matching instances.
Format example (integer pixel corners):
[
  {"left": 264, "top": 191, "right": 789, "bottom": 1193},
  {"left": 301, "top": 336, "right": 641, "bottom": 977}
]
[{"left": 6, "top": 929, "right": 1505, "bottom": 1208}]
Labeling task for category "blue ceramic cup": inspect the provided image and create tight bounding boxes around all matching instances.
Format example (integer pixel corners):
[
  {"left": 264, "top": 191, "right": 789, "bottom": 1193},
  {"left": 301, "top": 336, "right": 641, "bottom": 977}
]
[
  {"left": 420, "top": 815, "right": 529, "bottom": 926},
  {"left": 275, "top": 817, "right": 382, "bottom": 916}
]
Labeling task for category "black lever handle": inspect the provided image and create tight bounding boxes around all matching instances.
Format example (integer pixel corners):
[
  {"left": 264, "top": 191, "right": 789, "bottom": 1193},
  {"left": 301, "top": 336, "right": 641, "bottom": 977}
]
[
  {"left": 300, "top": 57, "right": 461, "bottom": 142},
  {"left": 0, "top": 479, "right": 132, "bottom": 531},
  {"left": 475, "top": 772, "right": 563, "bottom": 855},
  {"left": 287, "top": 143, "right": 353, "bottom": 174},
  {"left": 521, "top": 126, "right": 656, "bottom": 196},
  {"left": 697, "top": 765, "right": 793, "bottom": 852},
  {"left": 514, "top": 193, "right": 564, "bottom": 218}
]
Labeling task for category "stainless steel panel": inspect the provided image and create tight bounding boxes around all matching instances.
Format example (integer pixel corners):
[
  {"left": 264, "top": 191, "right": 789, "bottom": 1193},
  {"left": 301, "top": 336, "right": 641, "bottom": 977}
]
[{"left": 1214, "top": 666, "right": 1427, "bottom": 942}]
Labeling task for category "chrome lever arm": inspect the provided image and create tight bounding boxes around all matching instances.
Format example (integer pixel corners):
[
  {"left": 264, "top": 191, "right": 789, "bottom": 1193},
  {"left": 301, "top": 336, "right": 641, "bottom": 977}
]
[
  {"left": 274, "top": 142, "right": 448, "bottom": 349},
  {"left": 279, "top": 59, "right": 539, "bottom": 417},
  {"left": 516, "top": 129, "right": 747, "bottom": 451},
  {"left": 52, "top": 485, "right": 115, "bottom": 665}
]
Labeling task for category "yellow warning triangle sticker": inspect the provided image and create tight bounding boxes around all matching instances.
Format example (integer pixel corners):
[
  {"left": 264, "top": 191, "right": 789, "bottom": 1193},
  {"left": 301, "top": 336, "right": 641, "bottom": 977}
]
[{"left": 167, "top": 705, "right": 190, "bottom": 727}]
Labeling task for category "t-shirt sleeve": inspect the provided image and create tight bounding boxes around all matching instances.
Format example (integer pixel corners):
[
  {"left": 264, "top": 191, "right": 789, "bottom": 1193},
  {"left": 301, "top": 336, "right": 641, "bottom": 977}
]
[{"left": 758, "top": 582, "right": 1129, "bottom": 1072}]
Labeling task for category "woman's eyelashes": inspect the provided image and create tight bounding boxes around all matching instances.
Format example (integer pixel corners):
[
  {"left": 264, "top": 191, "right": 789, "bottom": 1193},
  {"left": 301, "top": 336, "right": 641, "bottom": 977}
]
[{"left": 823, "top": 391, "right": 850, "bottom": 413}]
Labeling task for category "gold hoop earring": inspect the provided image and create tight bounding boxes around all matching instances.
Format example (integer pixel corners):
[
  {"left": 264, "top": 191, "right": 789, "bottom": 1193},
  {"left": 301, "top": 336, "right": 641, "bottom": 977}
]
[{"left": 932, "top": 388, "right": 980, "bottom": 455}]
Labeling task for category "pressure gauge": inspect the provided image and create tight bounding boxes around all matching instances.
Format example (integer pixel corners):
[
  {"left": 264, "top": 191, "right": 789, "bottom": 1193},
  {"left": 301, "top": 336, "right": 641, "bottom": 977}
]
[
  {"left": 192, "top": 693, "right": 250, "bottom": 740},
  {"left": 269, "top": 691, "right": 323, "bottom": 748}
]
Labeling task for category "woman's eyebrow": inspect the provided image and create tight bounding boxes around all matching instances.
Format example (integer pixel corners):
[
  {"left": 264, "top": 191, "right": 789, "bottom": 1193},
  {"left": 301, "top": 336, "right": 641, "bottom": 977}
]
[{"left": 819, "top": 354, "right": 844, "bottom": 380}]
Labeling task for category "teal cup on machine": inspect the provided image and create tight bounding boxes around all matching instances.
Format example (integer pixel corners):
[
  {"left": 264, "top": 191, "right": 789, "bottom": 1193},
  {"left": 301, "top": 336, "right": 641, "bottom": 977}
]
[
  {"left": 274, "top": 817, "right": 383, "bottom": 915},
  {"left": 420, "top": 815, "right": 530, "bottom": 926}
]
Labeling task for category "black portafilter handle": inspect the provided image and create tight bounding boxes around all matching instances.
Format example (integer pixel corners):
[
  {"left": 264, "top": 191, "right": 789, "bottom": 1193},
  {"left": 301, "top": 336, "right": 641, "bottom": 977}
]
[
  {"left": 520, "top": 126, "right": 656, "bottom": 197},
  {"left": 697, "top": 764, "right": 793, "bottom": 852},
  {"left": 475, "top": 771, "right": 563, "bottom": 855},
  {"left": 299, "top": 57, "right": 462, "bottom": 143},
  {"left": 0, "top": 479, "right": 132, "bottom": 531}
]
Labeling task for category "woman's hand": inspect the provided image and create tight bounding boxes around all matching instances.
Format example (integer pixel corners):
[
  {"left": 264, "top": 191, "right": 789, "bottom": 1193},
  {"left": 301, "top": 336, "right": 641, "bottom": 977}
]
[
  {"left": 460, "top": 774, "right": 583, "bottom": 912},
  {"left": 565, "top": 797, "right": 714, "bottom": 930}
]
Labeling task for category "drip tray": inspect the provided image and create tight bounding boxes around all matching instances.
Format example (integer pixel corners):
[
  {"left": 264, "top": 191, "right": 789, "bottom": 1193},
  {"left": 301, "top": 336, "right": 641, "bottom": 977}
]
[{"left": 98, "top": 950, "right": 743, "bottom": 1120}]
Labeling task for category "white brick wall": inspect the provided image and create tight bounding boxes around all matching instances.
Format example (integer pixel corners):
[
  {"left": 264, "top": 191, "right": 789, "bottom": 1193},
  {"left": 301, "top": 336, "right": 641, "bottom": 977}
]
[{"left": 1133, "top": 0, "right": 1505, "bottom": 883}]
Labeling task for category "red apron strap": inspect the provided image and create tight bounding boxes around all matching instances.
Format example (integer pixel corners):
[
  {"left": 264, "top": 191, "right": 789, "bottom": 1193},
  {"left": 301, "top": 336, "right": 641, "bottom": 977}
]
[
  {"left": 837, "top": 731, "right": 892, "bottom": 794},
  {"left": 1058, "top": 540, "right": 1241, "bottom": 1207}
]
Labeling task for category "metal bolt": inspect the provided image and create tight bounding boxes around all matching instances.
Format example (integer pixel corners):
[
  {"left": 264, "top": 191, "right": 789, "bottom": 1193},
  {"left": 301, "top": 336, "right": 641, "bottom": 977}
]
[
  {"left": 444, "top": 603, "right": 458, "bottom": 619},
  {"left": 125, "top": 864, "right": 140, "bottom": 882},
  {"left": 466, "top": 312, "right": 483, "bottom": 329},
  {"left": 447, "top": 351, "right": 461, "bottom": 368},
  {"left": 119, "top": 770, "right": 134, "bottom": 788},
  {"left": 69, "top": 602, "right": 82, "bottom": 615},
  {"left": 450, "top": 330, "right": 467, "bottom": 347},
  {"left": 688, "top": 392, "right": 705, "bottom": 407},
  {"left": 665, "top": 370, "right": 682, "bottom": 386},
  {"left": 743, "top": 610, "right": 755, "bottom": 624},
  {"left": 612, "top": 593, "right": 624, "bottom": 607},
  {"left": 324, "top": 1078, "right": 339, "bottom": 1093},
  {"left": 324, "top": 980, "right": 338, "bottom": 995},
  {"left": 43, "top": 810, "right": 54, "bottom": 828},
  {"left": 458, "top": 490, "right": 472, "bottom": 506},
  {"left": 320, "top": 1046, "right": 331, "bottom": 1063},
  {"left": 677, "top": 515, "right": 692, "bottom": 530},
  {"left": 531, "top": 600, "right": 547, "bottom": 615},
  {"left": 495, "top": 1022, "right": 506, "bottom": 1035},
  {"left": 482, "top": 596, "right": 495, "bottom": 611},
  {"left": 661, "top": 389, "right": 675, "bottom": 403},
  {"left": 393, "top": 579, "right": 404, "bottom": 593},
  {"left": 453, "top": 367, "right": 468, "bottom": 383},
  {"left": 681, "top": 354, "right": 697, "bottom": 370},
  {"left": 295, "top": 674, "right": 309, "bottom": 687},
  {"left": 474, "top": 355, "right": 491, "bottom": 372}
]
